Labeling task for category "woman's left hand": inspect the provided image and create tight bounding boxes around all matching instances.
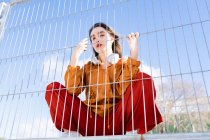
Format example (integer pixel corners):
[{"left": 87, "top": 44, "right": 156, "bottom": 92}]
[{"left": 126, "top": 32, "right": 139, "bottom": 50}]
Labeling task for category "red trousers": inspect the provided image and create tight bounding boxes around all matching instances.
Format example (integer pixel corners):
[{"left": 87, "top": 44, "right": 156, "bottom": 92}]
[{"left": 45, "top": 72, "right": 163, "bottom": 136}]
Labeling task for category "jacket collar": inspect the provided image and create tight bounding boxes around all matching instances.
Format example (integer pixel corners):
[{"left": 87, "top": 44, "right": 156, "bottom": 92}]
[{"left": 91, "top": 53, "right": 120, "bottom": 65}]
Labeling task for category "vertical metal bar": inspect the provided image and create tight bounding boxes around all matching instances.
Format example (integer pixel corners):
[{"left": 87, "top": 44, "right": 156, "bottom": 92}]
[
  {"left": 93, "top": 2, "right": 100, "bottom": 135},
  {"left": 0, "top": 97, "right": 9, "bottom": 135},
  {"left": 112, "top": 0, "right": 116, "bottom": 135},
  {"left": 0, "top": 30, "right": 11, "bottom": 80},
  {"left": 56, "top": 0, "right": 61, "bottom": 17},
  {"left": 75, "top": 0, "right": 86, "bottom": 137},
  {"left": 68, "top": 0, "right": 72, "bottom": 15},
  {"left": 62, "top": 0, "right": 67, "bottom": 16},
  {"left": 120, "top": 4, "right": 125, "bottom": 135},
  {"left": 143, "top": 0, "right": 158, "bottom": 130},
  {"left": 92, "top": 8, "right": 99, "bottom": 136},
  {"left": 204, "top": 0, "right": 210, "bottom": 18},
  {"left": 79, "top": 16, "right": 89, "bottom": 136},
  {"left": 85, "top": 21, "right": 93, "bottom": 138},
  {"left": 126, "top": 0, "right": 135, "bottom": 133},
  {"left": 103, "top": 0, "right": 108, "bottom": 135},
  {"left": 85, "top": 1, "right": 94, "bottom": 136}
]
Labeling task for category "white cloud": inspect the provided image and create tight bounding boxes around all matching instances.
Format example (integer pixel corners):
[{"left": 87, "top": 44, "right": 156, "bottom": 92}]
[
  {"left": 42, "top": 55, "right": 69, "bottom": 83},
  {"left": 42, "top": 55, "right": 91, "bottom": 82},
  {"left": 139, "top": 63, "right": 164, "bottom": 91},
  {"left": 140, "top": 64, "right": 161, "bottom": 78}
]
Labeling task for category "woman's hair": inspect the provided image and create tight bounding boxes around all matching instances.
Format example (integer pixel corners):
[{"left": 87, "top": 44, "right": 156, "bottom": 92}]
[{"left": 89, "top": 22, "right": 122, "bottom": 58}]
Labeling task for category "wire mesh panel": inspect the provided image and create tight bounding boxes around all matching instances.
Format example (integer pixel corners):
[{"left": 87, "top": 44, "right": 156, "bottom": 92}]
[{"left": 0, "top": 0, "right": 210, "bottom": 139}]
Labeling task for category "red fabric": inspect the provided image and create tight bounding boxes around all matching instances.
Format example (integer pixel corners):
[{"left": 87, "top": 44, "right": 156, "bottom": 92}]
[{"left": 45, "top": 72, "right": 163, "bottom": 136}]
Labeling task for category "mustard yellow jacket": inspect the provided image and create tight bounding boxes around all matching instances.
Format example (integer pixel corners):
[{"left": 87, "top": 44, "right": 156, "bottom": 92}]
[{"left": 64, "top": 57, "right": 140, "bottom": 117}]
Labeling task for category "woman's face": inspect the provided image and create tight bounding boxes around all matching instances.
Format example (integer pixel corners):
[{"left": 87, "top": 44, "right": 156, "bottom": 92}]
[{"left": 90, "top": 27, "right": 114, "bottom": 55}]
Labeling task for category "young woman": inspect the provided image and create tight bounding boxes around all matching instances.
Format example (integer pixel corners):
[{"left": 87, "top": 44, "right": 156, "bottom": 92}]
[{"left": 45, "top": 22, "right": 163, "bottom": 137}]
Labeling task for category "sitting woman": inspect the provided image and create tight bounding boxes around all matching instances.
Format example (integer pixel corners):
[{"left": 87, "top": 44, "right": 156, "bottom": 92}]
[{"left": 45, "top": 22, "right": 163, "bottom": 137}]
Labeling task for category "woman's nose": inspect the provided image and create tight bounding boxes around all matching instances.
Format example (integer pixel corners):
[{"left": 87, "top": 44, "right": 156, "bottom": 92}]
[{"left": 94, "top": 39, "right": 99, "bottom": 43}]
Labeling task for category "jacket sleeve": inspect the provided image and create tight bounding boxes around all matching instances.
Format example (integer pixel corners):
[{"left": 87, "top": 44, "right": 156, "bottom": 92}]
[
  {"left": 64, "top": 65, "right": 86, "bottom": 96},
  {"left": 116, "top": 57, "right": 140, "bottom": 95}
]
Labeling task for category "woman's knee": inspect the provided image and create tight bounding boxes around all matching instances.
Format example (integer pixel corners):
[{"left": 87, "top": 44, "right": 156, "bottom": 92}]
[
  {"left": 133, "top": 72, "right": 156, "bottom": 93},
  {"left": 135, "top": 72, "right": 156, "bottom": 96},
  {"left": 46, "top": 82, "right": 61, "bottom": 91},
  {"left": 132, "top": 72, "right": 151, "bottom": 86},
  {"left": 45, "top": 82, "right": 61, "bottom": 102},
  {"left": 135, "top": 72, "right": 152, "bottom": 81}
]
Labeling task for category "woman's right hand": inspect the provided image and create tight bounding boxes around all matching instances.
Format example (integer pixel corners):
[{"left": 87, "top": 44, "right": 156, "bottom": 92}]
[
  {"left": 70, "top": 38, "right": 88, "bottom": 66},
  {"left": 74, "top": 38, "right": 88, "bottom": 58}
]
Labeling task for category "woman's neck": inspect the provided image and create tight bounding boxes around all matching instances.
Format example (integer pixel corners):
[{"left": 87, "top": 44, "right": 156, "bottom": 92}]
[{"left": 99, "top": 50, "right": 113, "bottom": 64}]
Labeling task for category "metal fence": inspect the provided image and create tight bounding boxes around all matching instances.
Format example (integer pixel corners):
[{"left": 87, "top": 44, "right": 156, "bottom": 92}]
[{"left": 0, "top": 0, "right": 210, "bottom": 139}]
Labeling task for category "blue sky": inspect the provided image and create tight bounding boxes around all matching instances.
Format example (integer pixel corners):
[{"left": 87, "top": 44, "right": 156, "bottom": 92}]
[
  {"left": 0, "top": 0, "right": 210, "bottom": 138},
  {"left": 0, "top": 0, "right": 209, "bottom": 94}
]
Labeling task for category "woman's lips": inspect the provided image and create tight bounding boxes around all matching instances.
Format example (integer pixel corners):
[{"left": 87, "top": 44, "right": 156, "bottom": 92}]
[{"left": 96, "top": 44, "right": 103, "bottom": 48}]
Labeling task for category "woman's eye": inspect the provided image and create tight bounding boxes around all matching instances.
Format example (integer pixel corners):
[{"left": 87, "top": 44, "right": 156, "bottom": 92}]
[{"left": 100, "top": 34, "right": 104, "bottom": 37}]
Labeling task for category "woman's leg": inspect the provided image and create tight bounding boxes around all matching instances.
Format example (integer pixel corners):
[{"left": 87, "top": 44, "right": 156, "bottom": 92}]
[
  {"left": 45, "top": 82, "right": 78, "bottom": 132},
  {"left": 114, "top": 72, "right": 163, "bottom": 134},
  {"left": 45, "top": 82, "right": 106, "bottom": 136}
]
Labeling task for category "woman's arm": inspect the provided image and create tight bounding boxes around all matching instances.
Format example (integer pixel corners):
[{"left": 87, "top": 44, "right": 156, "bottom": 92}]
[
  {"left": 65, "top": 38, "right": 88, "bottom": 95},
  {"left": 70, "top": 38, "right": 88, "bottom": 66},
  {"left": 115, "top": 32, "right": 140, "bottom": 95},
  {"left": 64, "top": 65, "right": 86, "bottom": 96}
]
